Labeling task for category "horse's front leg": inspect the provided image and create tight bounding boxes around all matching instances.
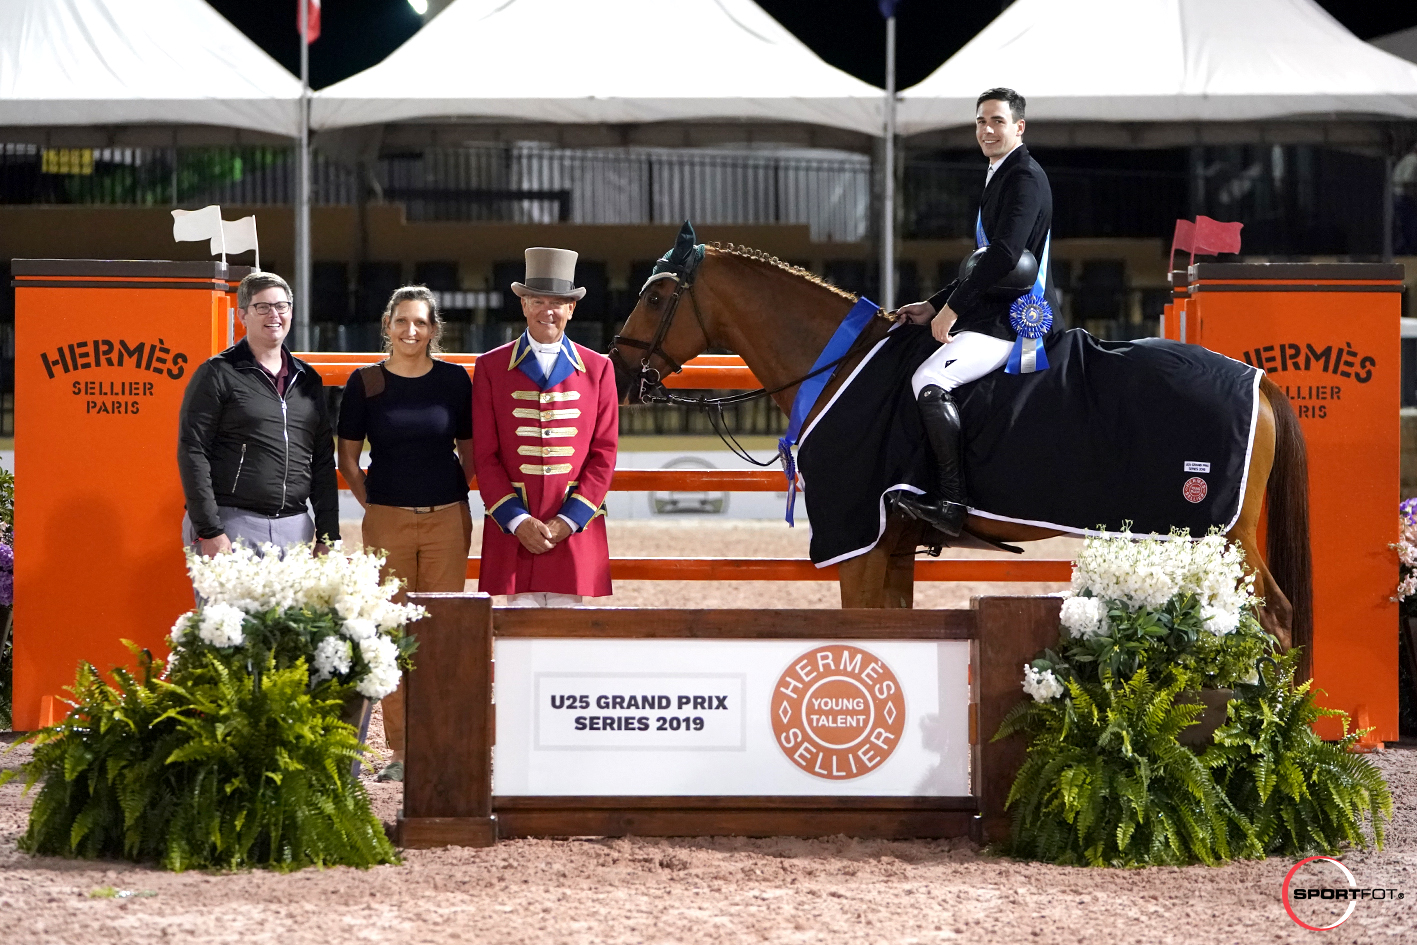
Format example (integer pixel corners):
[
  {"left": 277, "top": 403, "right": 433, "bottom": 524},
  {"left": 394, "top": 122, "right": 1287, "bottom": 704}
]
[
  {"left": 882, "top": 513, "right": 922, "bottom": 609},
  {"left": 838, "top": 510, "right": 918, "bottom": 608},
  {"left": 838, "top": 544, "right": 889, "bottom": 607}
]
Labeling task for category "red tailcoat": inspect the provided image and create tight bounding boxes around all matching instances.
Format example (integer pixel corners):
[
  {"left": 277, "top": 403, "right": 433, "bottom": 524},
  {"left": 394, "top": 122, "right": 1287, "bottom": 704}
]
[{"left": 473, "top": 333, "right": 617, "bottom": 596}]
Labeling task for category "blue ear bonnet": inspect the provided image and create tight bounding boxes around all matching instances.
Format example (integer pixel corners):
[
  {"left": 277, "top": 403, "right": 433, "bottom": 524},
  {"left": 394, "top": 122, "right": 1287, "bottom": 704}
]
[{"left": 642, "top": 220, "right": 704, "bottom": 293}]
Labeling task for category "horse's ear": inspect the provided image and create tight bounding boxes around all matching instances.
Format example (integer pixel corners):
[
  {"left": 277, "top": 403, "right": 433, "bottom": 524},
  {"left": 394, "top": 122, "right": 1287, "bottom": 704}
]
[{"left": 670, "top": 220, "right": 697, "bottom": 265}]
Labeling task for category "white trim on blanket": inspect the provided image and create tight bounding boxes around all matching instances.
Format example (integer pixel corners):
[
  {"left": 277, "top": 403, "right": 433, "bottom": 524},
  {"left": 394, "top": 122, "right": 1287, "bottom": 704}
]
[
  {"left": 1224, "top": 366, "right": 1265, "bottom": 535},
  {"left": 815, "top": 482, "right": 924, "bottom": 568},
  {"left": 798, "top": 335, "right": 893, "bottom": 448}
]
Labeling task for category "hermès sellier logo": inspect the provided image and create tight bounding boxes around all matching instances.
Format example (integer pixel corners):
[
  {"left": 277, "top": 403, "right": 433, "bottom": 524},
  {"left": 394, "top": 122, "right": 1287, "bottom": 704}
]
[{"left": 771, "top": 644, "right": 905, "bottom": 780}]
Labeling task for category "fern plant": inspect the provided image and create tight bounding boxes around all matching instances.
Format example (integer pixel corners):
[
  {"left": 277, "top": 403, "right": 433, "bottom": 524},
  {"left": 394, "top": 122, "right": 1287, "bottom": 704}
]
[
  {"left": 999, "top": 666, "right": 1258, "bottom": 866},
  {"left": 1001, "top": 531, "right": 1392, "bottom": 867},
  {"left": 3, "top": 645, "right": 398, "bottom": 871},
  {"left": 1204, "top": 652, "right": 1393, "bottom": 857}
]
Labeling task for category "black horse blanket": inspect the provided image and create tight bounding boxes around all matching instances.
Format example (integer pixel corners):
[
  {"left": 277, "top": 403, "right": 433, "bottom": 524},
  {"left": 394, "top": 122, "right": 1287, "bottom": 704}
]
[{"left": 796, "top": 326, "right": 1262, "bottom": 566}]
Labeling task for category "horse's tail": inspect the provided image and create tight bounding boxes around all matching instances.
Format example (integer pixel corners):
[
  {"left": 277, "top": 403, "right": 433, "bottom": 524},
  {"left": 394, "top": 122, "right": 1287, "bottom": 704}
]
[{"left": 1260, "top": 375, "right": 1313, "bottom": 673}]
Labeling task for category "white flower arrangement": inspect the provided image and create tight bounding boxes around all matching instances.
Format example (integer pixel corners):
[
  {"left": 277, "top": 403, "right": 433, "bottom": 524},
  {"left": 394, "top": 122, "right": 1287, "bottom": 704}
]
[
  {"left": 1022, "top": 665, "right": 1065, "bottom": 703},
  {"left": 171, "top": 541, "right": 425, "bottom": 700},
  {"left": 1391, "top": 500, "right": 1417, "bottom": 604},
  {"left": 1065, "top": 530, "right": 1255, "bottom": 639},
  {"left": 1022, "top": 529, "right": 1269, "bottom": 702},
  {"left": 1059, "top": 595, "right": 1107, "bottom": 641}
]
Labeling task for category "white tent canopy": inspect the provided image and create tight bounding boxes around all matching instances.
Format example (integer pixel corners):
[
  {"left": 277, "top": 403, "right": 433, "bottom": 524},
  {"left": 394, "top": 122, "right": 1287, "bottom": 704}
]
[
  {"left": 0, "top": 0, "right": 302, "bottom": 144},
  {"left": 312, "top": 0, "right": 885, "bottom": 150},
  {"left": 898, "top": 0, "right": 1417, "bottom": 149}
]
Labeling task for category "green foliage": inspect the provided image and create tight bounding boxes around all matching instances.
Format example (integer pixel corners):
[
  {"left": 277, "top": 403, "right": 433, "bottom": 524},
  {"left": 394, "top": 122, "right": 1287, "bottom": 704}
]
[
  {"left": 1001, "top": 644, "right": 1391, "bottom": 867},
  {"left": 1049, "top": 592, "right": 1274, "bottom": 691},
  {"left": 0, "top": 467, "right": 14, "bottom": 527},
  {"left": 0, "top": 465, "right": 15, "bottom": 729},
  {"left": 999, "top": 666, "right": 1253, "bottom": 866},
  {"left": 52, "top": 148, "right": 285, "bottom": 207},
  {"left": 0, "top": 633, "right": 11, "bottom": 732},
  {"left": 1002, "top": 529, "right": 1392, "bottom": 867},
  {"left": 2, "top": 645, "right": 397, "bottom": 871},
  {"left": 1206, "top": 652, "right": 1393, "bottom": 857},
  {"left": 1181, "top": 616, "right": 1274, "bottom": 690}
]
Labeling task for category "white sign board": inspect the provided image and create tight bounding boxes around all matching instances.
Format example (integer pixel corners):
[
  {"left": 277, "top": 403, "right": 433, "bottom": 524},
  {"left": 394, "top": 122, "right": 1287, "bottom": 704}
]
[{"left": 493, "top": 638, "right": 971, "bottom": 797}]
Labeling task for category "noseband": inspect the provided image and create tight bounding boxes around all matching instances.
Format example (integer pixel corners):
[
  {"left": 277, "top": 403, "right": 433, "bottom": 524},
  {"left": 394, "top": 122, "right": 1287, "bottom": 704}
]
[{"left": 610, "top": 251, "right": 707, "bottom": 404}]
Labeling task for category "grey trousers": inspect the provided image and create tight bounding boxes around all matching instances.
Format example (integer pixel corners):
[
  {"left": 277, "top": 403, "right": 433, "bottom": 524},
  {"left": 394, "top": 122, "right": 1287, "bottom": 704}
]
[{"left": 182, "top": 505, "right": 315, "bottom": 553}]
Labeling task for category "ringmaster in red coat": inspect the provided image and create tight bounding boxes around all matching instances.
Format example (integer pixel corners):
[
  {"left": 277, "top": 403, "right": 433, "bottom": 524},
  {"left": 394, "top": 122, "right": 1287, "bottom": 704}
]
[{"left": 474, "top": 247, "right": 618, "bottom": 604}]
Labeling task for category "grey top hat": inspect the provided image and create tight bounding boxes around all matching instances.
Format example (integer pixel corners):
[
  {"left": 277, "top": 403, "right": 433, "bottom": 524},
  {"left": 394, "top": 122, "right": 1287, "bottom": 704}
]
[{"left": 511, "top": 247, "right": 587, "bottom": 301}]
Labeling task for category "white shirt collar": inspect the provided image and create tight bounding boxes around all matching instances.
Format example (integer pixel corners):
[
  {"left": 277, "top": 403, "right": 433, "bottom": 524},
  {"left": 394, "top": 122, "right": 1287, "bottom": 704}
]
[{"left": 527, "top": 334, "right": 563, "bottom": 354}]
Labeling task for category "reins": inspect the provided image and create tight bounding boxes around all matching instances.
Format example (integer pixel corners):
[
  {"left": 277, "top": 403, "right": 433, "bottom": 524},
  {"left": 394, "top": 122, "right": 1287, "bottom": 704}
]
[{"left": 610, "top": 250, "right": 888, "bottom": 468}]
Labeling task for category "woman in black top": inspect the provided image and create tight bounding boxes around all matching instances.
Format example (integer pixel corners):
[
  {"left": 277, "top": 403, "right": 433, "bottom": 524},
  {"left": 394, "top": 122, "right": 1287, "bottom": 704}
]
[{"left": 337, "top": 285, "right": 474, "bottom": 781}]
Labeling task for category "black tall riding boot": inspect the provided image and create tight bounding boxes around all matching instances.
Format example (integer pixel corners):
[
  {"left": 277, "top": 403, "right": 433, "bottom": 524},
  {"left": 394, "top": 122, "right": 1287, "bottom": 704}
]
[{"left": 896, "top": 385, "right": 967, "bottom": 537}]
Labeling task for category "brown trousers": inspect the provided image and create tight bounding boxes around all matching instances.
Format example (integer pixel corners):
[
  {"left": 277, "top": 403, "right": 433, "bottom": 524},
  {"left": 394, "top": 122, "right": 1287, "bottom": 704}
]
[{"left": 362, "top": 501, "right": 473, "bottom": 753}]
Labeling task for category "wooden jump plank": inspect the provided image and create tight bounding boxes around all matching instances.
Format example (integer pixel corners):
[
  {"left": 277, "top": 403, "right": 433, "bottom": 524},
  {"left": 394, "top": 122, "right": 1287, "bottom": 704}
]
[
  {"left": 493, "top": 809, "right": 979, "bottom": 840},
  {"left": 971, "top": 597, "right": 1064, "bottom": 843},
  {"left": 400, "top": 594, "right": 496, "bottom": 847},
  {"left": 492, "top": 606, "right": 977, "bottom": 639},
  {"left": 493, "top": 795, "right": 978, "bottom": 811},
  {"left": 464, "top": 557, "right": 1074, "bottom": 583}
]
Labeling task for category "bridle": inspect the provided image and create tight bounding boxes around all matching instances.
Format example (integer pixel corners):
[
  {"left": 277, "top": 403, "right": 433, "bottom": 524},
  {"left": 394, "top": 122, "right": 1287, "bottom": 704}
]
[
  {"left": 609, "top": 248, "right": 886, "bottom": 468},
  {"left": 609, "top": 248, "right": 708, "bottom": 406}
]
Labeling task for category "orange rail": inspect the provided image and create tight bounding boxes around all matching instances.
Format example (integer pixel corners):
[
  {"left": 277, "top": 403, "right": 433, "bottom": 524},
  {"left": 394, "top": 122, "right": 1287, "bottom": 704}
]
[
  {"left": 337, "top": 468, "right": 786, "bottom": 492},
  {"left": 296, "top": 352, "right": 758, "bottom": 390},
  {"left": 461, "top": 557, "right": 1073, "bottom": 582}
]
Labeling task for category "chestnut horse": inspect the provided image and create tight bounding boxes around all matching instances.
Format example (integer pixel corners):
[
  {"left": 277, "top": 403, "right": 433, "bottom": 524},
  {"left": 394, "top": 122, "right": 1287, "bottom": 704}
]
[{"left": 610, "top": 243, "right": 1312, "bottom": 655}]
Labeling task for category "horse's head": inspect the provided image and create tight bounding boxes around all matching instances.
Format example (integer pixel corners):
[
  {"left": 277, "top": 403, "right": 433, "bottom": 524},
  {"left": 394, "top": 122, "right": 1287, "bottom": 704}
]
[{"left": 610, "top": 221, "right": 713, "bottom": 404}]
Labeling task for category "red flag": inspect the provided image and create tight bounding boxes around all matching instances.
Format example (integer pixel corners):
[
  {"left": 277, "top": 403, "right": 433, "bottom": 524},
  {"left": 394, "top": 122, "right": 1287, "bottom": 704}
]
[
  {"left": 1169, "top": 218, "right": 1195, "bottom": 271},
  {"left": 300, "top": 0, "right": 321, "bottom": 44},
  {"left": 1193, "top": 215, "right": 1243, "bottom": 256}
]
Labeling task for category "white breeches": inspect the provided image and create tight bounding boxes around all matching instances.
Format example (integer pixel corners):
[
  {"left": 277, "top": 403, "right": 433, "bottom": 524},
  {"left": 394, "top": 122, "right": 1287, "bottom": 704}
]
[{"left": 911, "top": 331, "right": 1014, "bottom": 397}]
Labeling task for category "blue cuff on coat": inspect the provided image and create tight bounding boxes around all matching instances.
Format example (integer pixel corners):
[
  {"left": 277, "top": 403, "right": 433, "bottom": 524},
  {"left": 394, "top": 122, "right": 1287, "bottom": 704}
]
[
  {"left": 488, "top": 493, "right": 531, "bottom": 534},
  {"left": 557, "top": 492, "right": 601, "bottom": 532}
]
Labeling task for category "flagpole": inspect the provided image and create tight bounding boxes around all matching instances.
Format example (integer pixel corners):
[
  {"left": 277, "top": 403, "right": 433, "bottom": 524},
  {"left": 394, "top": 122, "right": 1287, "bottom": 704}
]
[
  {"left": 295, "top": 0, "right": 312, "bottom": 350},
  {"left": 881, "top": 13, "right": 896, "bottom": 311}
]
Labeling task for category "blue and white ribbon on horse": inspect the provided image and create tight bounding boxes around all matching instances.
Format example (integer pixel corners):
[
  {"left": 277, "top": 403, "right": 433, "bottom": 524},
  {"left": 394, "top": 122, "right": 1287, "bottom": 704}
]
[
  {"left": 777, "top": 297, "right": 880, "bottom": 526},
  {"left": 976, "top": 209, "right": 1053, "bottom": 375}
]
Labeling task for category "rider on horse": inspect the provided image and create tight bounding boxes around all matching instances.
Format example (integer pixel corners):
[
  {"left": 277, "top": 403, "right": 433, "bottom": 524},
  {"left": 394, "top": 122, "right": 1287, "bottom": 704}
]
[{"left": 895, "top": 87, "right": 1059, "bottom": 538}]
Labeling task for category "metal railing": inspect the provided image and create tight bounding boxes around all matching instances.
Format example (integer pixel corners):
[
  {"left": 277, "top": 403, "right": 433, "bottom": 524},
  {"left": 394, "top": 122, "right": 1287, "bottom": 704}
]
[
  {"left": 0, "top": 143, "right": 872, "bottom": 242},
  {"left": 902, "top": 160, "right": 1189, "bottom": 239},
  {"left": 2, "top": 143, "right": 1187, "bottom": 244}
]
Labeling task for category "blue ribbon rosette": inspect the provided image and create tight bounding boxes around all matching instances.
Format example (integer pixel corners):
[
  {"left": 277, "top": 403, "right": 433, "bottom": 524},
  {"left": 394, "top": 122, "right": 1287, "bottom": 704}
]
[
  {"left": 1005, "top": 294, "right": 1053, "bottom": 374},
  {"left": 974, "top": 207, "right": 1053, "bottom": 375}
]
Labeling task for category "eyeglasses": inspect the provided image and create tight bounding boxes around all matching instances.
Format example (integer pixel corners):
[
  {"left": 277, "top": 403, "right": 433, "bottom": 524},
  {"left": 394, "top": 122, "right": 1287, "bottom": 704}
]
[{"left": 248, "top": 301, "right": 292, "bottom": 316}]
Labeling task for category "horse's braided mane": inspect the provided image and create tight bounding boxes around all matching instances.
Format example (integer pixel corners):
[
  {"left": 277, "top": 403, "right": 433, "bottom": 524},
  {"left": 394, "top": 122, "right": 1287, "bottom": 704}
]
[{"left": 707, "top": 242, "right": 858, "bottom": 302}]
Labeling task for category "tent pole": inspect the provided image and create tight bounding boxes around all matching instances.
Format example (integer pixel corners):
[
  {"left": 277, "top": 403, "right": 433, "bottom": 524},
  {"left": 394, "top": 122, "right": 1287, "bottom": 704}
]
[
  {"left": 881, "top": 14, "right": 896, "bottom": 311},
  {"left": 295, "top": 1, "right": 313, "bottom": 350}
]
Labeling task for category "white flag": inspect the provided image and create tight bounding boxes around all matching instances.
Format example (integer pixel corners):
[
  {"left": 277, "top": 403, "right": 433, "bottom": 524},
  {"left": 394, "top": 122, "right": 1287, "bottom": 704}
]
[
  {"left": 171, "top": 205, "right": 223, "bottom": 245},
  {"left": 217, "top": 216, "right": 259, "bottom": 267}
]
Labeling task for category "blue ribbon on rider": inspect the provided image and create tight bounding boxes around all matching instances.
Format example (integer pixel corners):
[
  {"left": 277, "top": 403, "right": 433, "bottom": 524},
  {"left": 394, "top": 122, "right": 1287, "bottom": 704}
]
[
  {"left": 977, "top": 209, "right": 1054, "bottom": 375},
  {"left": 1006, "top": 295, "right": 1053, "bottom": 374},
  {"left": 777, "top": 297, "right": 880, "bottom": 526}
]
